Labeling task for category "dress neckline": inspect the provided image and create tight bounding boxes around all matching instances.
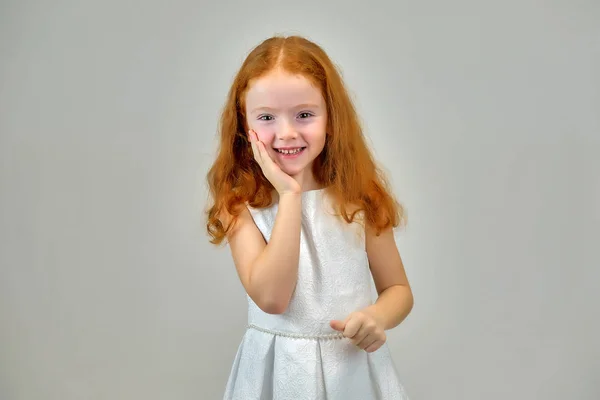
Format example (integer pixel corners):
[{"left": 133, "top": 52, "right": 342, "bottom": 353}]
[{"left": 301, "top": 187, "right": 326, "bottom": 195}]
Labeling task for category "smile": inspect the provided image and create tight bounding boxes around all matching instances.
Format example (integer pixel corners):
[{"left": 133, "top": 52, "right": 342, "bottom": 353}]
[{"left": 275, "top": 147, "right": 306, "bottom": 155}]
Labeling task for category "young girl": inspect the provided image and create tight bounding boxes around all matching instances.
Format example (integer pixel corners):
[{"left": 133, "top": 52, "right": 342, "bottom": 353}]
[{"left": 206, "top": 35, "right": 413, "bottom": 399}]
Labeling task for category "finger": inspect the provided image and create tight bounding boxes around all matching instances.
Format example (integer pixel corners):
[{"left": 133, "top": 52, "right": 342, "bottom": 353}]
[
  {"left": 257, "top": 140, "right": 281, "bottom": 172},
  {"left": 365, "top": 340, "right": 384, "bottom": 353},
  {"left": 357, "top": 335, "right": 377, "bottom": 350},
  {"left": 330, "top": 320, "right": 345, "bottom": 332},
  {"left": 250, "top": 130, "right": 260, "bottom": 157},
  {"left": 351, "top": 326, "right": 370, "bottom": 347},
  {"left": 343, "top": 317, "right": 362, "bottom": 339},
  {"left": 248, "top": 131, "right": 262, "bottom": 164},
  {"left": 256, "top": 138, "right": 270, "bottom": 160},
  {"left": 252, "top": 131, "right": 272, "bottom": 165}
]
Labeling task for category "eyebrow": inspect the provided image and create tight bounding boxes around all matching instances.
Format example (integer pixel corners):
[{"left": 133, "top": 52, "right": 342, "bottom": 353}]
[{"left": 250, "top": 103, "right": 321, "bottom": 114}]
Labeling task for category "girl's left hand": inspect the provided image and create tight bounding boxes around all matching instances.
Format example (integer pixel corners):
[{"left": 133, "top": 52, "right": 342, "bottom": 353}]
[{"left": 330, "top": 309, "right": 386, "bottom": 353}]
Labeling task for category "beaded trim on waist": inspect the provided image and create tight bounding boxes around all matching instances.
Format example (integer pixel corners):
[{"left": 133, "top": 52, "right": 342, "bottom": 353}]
[{"left": 247, "top": 324, "right": 345, "bottom": 340}]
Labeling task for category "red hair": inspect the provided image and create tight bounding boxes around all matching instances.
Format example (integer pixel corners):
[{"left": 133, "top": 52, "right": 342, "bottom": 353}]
[{"left": 206, "top": 35, "right": 405, "bottom": 245}]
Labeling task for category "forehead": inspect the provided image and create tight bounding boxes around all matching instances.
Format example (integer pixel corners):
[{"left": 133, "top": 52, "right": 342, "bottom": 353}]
[{"left": 245, "top": 70, "right": 324, "bottom": 108}]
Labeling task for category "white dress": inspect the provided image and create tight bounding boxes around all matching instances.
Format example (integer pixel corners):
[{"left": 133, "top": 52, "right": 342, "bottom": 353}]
[{"left": 223, "top": 188, "right": 409, "bottom": 400}]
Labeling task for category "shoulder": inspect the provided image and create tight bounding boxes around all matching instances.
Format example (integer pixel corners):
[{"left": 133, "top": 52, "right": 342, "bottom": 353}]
[{"left": 216, "top": 203, "right": 254, "bottom": 239}]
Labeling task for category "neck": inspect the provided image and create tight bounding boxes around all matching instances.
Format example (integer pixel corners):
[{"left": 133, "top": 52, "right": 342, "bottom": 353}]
[{"left": 290, "top": 168, "right": 322, "bottom": 192}]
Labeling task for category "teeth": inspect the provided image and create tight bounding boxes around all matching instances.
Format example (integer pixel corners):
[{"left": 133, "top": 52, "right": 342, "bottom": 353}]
[{"left": 276, "top": 148, "right": 303, "bottom": 155}]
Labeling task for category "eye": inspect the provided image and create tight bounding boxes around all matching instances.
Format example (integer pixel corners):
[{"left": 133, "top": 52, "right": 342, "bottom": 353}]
[
  {"left": 298, "top": 112, "right": 314, "bottom": 119},
  {"left": 258, "top": 115, "right": 274, "bottom": 121}
]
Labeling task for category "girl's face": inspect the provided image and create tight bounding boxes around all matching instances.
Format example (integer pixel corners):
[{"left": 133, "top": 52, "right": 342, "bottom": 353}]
[{"left": 245, "top": 69, "right": 327, "bottom": 186}]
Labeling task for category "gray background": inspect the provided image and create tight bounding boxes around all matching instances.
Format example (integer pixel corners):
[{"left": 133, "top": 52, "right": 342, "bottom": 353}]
[{"left": 1, "top": 0, "right": 599, "bottom": 399}]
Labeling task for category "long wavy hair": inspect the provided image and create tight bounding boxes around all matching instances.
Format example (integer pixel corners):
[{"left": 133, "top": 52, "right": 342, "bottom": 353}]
[{"left": 206, "top": 35, "right": 405, "bottom": 245}]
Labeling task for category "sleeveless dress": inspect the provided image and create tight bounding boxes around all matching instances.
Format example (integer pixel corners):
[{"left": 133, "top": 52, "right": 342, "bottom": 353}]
[{"left": 223, "top": 188, "right": 409, "bottom": 400}]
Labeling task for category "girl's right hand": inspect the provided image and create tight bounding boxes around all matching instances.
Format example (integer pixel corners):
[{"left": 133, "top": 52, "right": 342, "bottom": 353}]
[{"left": 249, "top": 130, "right": 301, "bottom": 195}]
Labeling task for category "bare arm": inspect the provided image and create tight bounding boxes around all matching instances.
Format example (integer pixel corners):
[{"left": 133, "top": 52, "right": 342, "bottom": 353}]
[
  {"left": 225, "top": 192, "right": 302, "bottom": 314},
  {"left": 364, "top": 225, "right": 414, "bottom": 330}
]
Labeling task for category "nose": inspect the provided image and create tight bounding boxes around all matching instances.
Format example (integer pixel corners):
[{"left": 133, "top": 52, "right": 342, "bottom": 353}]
[{"left": 276, "top": 119, "right": 297, "bottom": 141}]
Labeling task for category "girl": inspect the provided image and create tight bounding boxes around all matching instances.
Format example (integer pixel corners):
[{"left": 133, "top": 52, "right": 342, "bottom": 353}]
[{"left": 206, "top": 35, "right": 413, "bottom": 399}]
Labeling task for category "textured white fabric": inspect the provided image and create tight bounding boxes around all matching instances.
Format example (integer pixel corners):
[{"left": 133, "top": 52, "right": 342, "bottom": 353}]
[{"left": 223, "top": 189, "right": 409, "bottom": 400}]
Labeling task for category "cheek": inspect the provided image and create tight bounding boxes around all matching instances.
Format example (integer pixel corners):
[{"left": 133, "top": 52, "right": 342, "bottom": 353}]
[
  {"left": 246, "top": 118, "right": 268, "bottom": 137},
  {"left": 252, "top": 128, "right": 275, "bottom": 144},
  {"left": 306, "top": 125, "right": 327, "bottom": 146}
]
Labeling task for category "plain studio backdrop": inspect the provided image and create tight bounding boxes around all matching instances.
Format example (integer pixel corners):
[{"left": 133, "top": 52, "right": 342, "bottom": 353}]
[{"left": 1, "top": 0, "right": 599, "bottom": 399}]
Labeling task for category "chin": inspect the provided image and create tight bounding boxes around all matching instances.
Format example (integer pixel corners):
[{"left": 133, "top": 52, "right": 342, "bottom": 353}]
[{"left": 281, "top": 166, "right": 305, "bottom": 177}]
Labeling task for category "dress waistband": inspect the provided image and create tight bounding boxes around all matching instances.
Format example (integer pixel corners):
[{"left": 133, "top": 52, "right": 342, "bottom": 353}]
[{"left": 247, "top": 324, "right": 345, "bottom": 340}]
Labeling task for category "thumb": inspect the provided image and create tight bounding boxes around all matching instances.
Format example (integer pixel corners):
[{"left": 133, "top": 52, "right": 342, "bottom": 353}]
[{"left": 330, "top": 320, "right": 345, "bottom": 332}]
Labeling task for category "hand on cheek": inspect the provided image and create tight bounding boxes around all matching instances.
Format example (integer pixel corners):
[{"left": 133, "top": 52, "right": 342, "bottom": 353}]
[{"left": 247, "top": 129, "right": 301, "bottom": 195}]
